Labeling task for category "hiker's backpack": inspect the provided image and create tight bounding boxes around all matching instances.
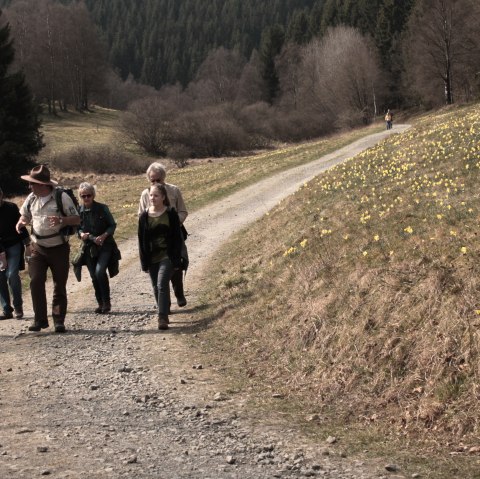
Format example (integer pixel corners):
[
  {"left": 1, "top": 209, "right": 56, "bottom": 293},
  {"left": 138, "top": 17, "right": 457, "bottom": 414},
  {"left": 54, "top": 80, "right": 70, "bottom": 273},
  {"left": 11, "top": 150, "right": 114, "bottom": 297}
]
[{"left": 27, "top": 187, "right": 80, "bottom": 238}]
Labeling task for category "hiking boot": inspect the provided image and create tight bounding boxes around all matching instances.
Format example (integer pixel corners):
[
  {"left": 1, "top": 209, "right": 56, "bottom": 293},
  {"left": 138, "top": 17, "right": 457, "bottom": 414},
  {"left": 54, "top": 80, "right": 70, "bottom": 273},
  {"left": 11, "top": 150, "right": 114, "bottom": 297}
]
[
  {"left": 0, "top": 311, "right": 13, "bottom": 320},
  {"left": 53, "top": 317, "right": 66, "bottom": 333},
  {"left": 28, "top": 321, "right": 49, "bottom": 331},
  {"left": 176, "top": 295, "right": 187, "bottom": 307},
  {"left": 14, "top": 308, "right": 24, "bottom": 319},
  {"left": 158, "top": 314, "right": 169, "bottom": 330},
  {"left": 54, "top": 324, "right": 66, "bottom": 333},
  {"left": 102, "top": 302, "right": 111, "bottom": 314},
  {"left": 172, "top": 269, "right": 186, "bottom": 307},
  {"left": 94, "top": 304, "right": 103, "bottom": 314}
]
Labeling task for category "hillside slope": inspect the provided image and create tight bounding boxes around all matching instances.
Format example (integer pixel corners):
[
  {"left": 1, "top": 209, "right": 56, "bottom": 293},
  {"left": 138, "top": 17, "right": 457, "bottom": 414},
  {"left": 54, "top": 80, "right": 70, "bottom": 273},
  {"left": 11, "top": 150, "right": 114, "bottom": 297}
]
[{"left": 200, "top": 103, "right": 480, "bottom": 449}]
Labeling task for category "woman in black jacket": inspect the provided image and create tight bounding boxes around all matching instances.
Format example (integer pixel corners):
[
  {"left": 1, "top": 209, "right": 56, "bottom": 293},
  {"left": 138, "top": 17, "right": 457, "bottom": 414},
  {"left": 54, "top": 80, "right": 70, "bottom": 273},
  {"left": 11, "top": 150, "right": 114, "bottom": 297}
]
[
  {"left": 138, "top": 183, "right": 183, "bottom": 329},
  {"left": 78, "top": 182, "right": 118, "bottom": 314}
]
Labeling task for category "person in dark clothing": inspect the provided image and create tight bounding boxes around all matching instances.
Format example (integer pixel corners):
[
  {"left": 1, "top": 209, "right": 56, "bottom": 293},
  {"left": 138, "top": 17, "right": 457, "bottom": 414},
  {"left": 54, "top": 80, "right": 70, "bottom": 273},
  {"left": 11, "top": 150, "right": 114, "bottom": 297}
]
[
  {"left": 0, "top": 187, "right": 30, "bottom": 320},
  {"left": 138, "top": 184, "right": 183, "bottom": 330},
  {"left": 78, "top": 182, "right": 118, "bottom": 314},
  {"left": 138, "top": 162, "right": 188, "bottom": 308}
]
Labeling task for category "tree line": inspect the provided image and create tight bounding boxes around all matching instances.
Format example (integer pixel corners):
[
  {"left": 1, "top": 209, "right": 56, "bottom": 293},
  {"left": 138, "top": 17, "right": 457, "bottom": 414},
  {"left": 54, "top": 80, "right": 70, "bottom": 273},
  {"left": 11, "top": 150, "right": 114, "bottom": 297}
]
[
  {"left": 0, "top": 0, "right": 418, "bottom": 93},
  {"left": 1, "top": 0, "right": 480, "bottom": 192}
]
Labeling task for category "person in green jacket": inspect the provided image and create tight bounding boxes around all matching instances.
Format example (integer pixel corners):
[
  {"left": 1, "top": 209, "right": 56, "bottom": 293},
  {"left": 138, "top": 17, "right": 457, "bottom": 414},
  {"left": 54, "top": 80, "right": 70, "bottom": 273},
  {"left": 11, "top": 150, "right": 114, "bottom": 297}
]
[{"left": 78, "top": 182, "right": 117, "bottom": 314}]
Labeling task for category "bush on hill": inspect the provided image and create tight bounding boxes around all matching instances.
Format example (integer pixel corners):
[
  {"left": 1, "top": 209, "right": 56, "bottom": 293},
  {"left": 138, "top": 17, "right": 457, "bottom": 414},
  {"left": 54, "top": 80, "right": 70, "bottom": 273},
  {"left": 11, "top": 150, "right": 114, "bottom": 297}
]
[{"left": 50, "top": 145, "right": 149, "bottom": 174}]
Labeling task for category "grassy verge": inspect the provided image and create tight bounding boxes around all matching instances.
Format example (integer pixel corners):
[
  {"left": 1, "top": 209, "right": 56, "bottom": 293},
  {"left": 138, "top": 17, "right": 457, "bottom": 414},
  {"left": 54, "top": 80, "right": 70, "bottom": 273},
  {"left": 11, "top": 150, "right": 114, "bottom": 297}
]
[
  {"left": 192, "top": 103, "right": 480, "bottom": 478},
  {"left": 25, "top": 109, "right": 384, "bottom": 241}
]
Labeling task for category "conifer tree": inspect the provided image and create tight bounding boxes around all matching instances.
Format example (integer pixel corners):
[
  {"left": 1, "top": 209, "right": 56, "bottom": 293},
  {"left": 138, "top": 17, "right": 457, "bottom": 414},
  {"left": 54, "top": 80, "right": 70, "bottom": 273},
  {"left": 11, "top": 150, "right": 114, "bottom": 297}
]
[
  {"left": 0, "top": 10, "right": 42, "bottom": 196},
  {"left": 259, "top": 23, "right": 285, "bottom": 103}
]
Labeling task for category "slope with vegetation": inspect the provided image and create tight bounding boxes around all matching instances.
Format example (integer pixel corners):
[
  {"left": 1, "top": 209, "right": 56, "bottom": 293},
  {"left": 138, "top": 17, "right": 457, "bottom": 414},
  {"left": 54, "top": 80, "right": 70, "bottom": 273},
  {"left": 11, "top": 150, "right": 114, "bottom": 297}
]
[
  {"left": 196, "top": 103, "right": 480, "bottom": 475},
  {"left": 37, "top": 106, "right": 383, "bottom": 242}
]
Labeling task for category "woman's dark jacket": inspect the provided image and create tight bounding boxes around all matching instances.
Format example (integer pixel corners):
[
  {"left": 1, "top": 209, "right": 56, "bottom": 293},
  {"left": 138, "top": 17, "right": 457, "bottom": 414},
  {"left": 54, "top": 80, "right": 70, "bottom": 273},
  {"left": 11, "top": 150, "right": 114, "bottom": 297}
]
[
  {"left": 79, "top": 201, "right": 116, "bottom": 244},
  {"left": 0, "top": 200, "right": 30, "bottom": 271},
  {"left": 74, "top": 201, "right": 121, "bottom": 281},
  {"left": 138, "top": 207, "right": 183, "bottom": 272}
]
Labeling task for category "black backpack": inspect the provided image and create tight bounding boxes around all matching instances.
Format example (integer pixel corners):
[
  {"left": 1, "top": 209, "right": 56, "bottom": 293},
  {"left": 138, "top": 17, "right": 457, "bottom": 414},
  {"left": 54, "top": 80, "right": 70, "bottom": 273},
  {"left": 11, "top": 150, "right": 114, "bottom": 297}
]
[{"left": 27, "top": 187, "right": 80, "bottom": 238}]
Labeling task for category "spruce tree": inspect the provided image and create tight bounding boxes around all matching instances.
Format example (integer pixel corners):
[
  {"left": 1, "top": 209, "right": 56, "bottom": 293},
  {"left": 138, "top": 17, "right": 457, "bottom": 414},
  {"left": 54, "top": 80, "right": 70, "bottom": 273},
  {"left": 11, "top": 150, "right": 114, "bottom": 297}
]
[
  {"left": 259, "top": 23, "right": 285, "bottom": 104},
  {"left": 0, "top": 10, "right": 43, "bottom": 196}
]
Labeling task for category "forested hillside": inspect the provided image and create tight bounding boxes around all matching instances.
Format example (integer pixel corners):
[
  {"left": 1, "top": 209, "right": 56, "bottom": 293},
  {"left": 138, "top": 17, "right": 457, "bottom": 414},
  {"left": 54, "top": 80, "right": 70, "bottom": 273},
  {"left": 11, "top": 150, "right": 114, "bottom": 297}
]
[
  {"left": 1, "top": 0, "right": 479, "bottom": 175},
  {"left": 0, "top": 0, "right": 415, "bottom": 87},
  {"left": 80, "top": 0, "right": 414, "bottom": 87}
]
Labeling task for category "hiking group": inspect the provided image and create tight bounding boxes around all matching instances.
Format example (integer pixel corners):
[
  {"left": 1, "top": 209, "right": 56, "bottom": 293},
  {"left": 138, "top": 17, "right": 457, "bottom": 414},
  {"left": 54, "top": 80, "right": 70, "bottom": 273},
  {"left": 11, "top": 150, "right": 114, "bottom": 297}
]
[{"left": 0, "top": 162, "right": 188, "bottom": 332}]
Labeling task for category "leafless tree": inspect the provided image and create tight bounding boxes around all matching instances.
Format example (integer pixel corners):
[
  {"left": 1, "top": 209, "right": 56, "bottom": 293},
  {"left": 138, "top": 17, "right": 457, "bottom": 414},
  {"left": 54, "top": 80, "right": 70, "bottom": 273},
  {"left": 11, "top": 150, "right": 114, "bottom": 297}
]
[
  {"left": 59, "top": 1, "right": 108, "bottom": 110},
  {"left": 235, "top": 49, "right": 266, "bottom": 106},
  {"left": 120, "top": 95, "right": 178, "bottom": 155},
  {"left": 104, "top": 72, "right": 158, "bottom": 110},
  {"left": 5, "top": 0, "right": 109, "bottom": 112},
  {"left": 403, "top": 0, "right": 480, "bottom": 106},
  {"left": 298, "top": 26, "right": 384, "bottom": 127},
  {"left": 187, "top": 47, "right": 245, "bottom": 106}
]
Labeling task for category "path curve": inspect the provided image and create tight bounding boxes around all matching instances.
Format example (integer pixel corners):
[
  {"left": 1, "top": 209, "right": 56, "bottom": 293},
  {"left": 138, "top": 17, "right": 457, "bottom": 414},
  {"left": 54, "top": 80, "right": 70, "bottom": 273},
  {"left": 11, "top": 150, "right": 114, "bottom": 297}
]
[{"left": 0, "top": 125, "right": 410, "bottom": 479}]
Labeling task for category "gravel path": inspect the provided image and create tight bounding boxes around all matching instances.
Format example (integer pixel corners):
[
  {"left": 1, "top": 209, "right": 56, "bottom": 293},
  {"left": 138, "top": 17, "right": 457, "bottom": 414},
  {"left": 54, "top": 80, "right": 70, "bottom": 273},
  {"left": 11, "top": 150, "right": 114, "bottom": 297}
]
[{"left": 0, "top": 126, "right": 410, "bottom": 479}]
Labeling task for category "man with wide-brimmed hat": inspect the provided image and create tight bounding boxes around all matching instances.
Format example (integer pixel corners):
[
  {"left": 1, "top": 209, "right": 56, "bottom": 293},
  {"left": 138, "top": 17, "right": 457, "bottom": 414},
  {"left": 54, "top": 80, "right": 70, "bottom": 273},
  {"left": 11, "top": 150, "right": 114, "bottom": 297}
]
[{"left": 16, "top": 164, "right": 80, "bottom": 333}]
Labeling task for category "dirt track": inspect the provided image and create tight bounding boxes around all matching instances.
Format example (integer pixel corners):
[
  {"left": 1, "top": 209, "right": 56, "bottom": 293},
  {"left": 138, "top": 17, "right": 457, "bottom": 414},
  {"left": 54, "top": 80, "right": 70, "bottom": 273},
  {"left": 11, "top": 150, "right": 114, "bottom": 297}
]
[{"left": 0, "top": 126, "right": 410, "bottom": 479}]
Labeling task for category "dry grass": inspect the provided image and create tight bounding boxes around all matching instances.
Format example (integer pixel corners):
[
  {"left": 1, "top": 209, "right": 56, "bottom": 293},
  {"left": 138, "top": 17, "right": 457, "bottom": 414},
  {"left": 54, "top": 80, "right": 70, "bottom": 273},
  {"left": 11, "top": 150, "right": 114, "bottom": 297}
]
[
  {"left": 15, "top": 105, "right": 480, "bottom": 475},
  {"left": 18, "top": 109, "right": 383, "bottom": 241},
  {"left": 40, "top": 108, "right": 126, "bottom": 157},
  {"left": 195, "top": 103, "right": 480, "bottom": 478}
]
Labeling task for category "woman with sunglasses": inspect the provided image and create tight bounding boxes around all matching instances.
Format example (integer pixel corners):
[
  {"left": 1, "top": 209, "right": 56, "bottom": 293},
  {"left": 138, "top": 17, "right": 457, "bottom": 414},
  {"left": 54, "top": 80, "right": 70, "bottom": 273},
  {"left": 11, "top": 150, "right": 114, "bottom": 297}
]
[
  {"left": 138, "top": 183, "right": 183, "bottom": 330},
  {"left": 78, "top": 182, "right": 118, "bottom": 314}
]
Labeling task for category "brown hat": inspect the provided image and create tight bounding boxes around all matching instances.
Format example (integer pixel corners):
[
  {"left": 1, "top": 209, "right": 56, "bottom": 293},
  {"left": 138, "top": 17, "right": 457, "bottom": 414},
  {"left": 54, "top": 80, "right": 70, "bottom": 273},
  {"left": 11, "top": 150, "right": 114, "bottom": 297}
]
[{"left": 21, "top": 164, "right": 58, "bottom": 186}]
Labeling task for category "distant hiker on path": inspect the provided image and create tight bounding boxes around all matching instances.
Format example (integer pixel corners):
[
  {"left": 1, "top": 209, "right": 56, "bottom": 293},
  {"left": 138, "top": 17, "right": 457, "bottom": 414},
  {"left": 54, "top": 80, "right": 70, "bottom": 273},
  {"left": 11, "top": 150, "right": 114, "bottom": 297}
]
[
  {"left": 138, "top": 183, "right": 184, "bottom": 330},
  {"left": 16, "top": 165, "right": 80, "bottom": 333},
  {"left": 138, "top": 162, "right": 188, "bottom": 308},
  {"left": 0, "top": 187, "right": 30, "bottom": 320},
  {"left": 77, "top": 182, "right": 120, "bottom": 315},
  {"left": 385, "top": 109, "right": 393, "bottom": 130}
]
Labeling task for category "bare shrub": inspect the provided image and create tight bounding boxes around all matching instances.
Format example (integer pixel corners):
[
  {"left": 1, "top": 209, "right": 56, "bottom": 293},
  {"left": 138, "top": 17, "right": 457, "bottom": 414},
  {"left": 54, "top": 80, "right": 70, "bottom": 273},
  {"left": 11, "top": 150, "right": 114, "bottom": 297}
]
[
  {"left": 120, "top": 95, "right": 177, "bottom": 156},
  {"left": 271, "top": 109, "right": 334, "bottom": 142},
  {"left": 104, "top": 71, "right": 158, "bottom": 110},
  {"left": 187, "top": 47, "right": 245, "bottom": 107},
  {"left": 167, "top": 144, "right": 191, "bottom": 168},
  {"left": 236, "top": 102, "right": 333, "bottom": 144},
  {"left": 172, "top": 105, "right": 252, "bottom": 157},
  {"left": 50, "top": 145, "right": 148, "bottom": 174},
  {"left": 235, "top": 102, "right": 275, "bottom": 146}
]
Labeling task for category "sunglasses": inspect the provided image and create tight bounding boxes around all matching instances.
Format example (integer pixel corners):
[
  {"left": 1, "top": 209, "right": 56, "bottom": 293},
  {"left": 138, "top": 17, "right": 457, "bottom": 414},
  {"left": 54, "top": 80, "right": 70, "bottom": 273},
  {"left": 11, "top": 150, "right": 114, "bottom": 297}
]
[
  {"left": 80, "top": 194, "right": 92, "bottom": 199},
  {"left": 150, "top": 178, "right": 162, "bottom": 183}
]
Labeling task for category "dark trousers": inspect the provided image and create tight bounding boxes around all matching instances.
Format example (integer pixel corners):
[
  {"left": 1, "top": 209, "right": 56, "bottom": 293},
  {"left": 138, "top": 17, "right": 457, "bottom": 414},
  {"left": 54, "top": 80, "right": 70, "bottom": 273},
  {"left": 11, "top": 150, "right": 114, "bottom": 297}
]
[
  {"left": 85, "top": 247, "right": 112, "bottom": 305},
  {"left": 171, "top": 268, "right": 185, "bottom": 300},
  {"left": 29, "top": 242, "right": 70, "bottom": 325},
  {"left": 148, "top": 258, "right": 172, "bottom": 316}
]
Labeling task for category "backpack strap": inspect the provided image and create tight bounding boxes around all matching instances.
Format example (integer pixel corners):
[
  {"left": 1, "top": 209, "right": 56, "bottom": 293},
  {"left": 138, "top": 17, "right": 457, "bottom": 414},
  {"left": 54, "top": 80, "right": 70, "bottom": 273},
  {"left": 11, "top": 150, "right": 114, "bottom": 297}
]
[{"left": 55, "top": 188, "right": 67, "bottom": 217}]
